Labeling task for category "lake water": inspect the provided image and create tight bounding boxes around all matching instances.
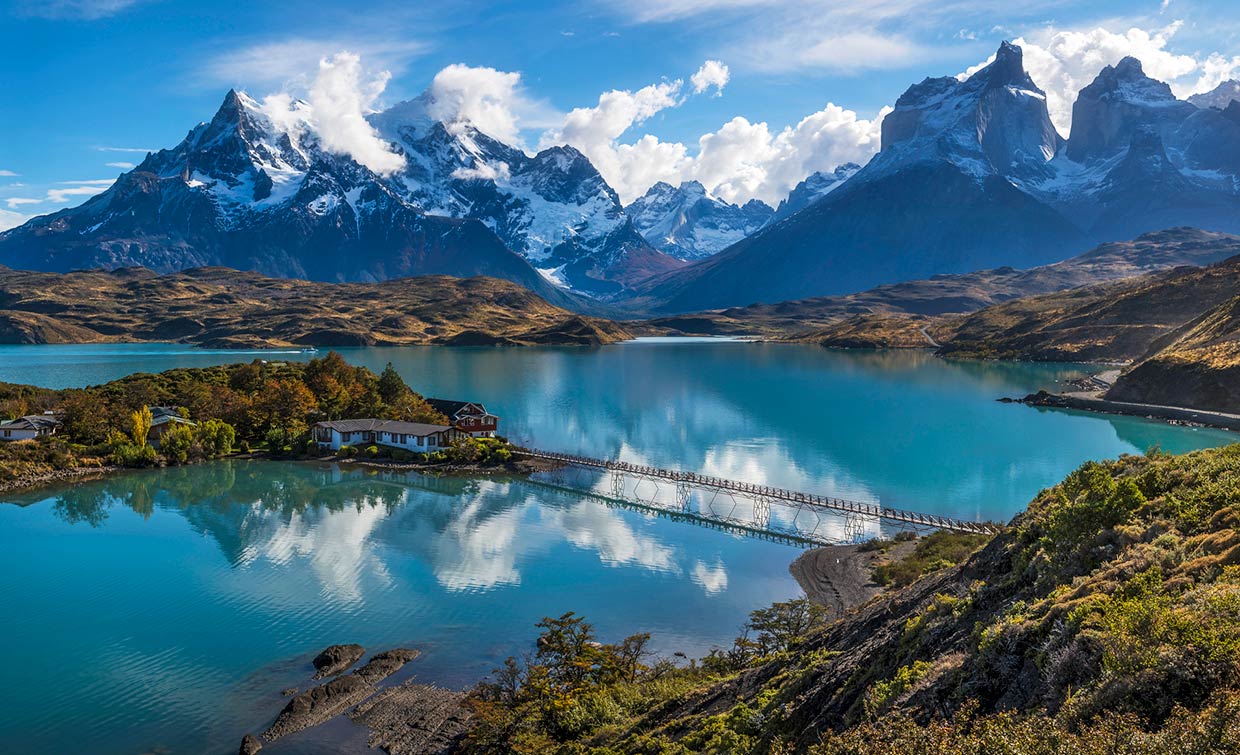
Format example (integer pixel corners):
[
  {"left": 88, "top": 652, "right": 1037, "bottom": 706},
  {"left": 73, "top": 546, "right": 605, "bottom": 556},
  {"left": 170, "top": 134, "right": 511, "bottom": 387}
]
[{"left": 0, "top": 341, "right": 1235, "bottom": 754}]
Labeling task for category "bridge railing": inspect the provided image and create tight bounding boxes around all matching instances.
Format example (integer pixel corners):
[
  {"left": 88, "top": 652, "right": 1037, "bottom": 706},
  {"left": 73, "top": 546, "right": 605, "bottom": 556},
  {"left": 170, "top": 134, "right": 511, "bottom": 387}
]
[{"left": 516, "top": 447, "right": 1000, "bottom": 536}]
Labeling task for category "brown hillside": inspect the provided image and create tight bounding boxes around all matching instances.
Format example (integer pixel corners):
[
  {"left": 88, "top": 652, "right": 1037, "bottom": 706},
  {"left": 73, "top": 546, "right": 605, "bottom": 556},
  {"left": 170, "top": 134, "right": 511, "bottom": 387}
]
[{"left": 0, "top": 267, "right": 633, "bottom": 348}]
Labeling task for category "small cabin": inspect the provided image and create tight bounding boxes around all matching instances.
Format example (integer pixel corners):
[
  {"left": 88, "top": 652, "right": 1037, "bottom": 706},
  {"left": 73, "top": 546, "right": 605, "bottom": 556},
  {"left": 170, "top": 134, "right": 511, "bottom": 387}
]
[
  {"left": 147, "top": 407, "right": 197, "bottom": 449},
  {"left": 312, "top": 419, "right": 457, "bottom": 453},
  {"left": 0, "top": 413, "right": 61, "bottom": 442},
  {"left": 426, "top": 399, "right": 499, "bottom": 438}
]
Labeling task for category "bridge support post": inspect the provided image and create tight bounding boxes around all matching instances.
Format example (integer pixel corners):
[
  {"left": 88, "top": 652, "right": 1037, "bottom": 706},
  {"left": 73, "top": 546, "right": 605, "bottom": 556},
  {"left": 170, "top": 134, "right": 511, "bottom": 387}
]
[
  {"left": 676, "top": 481, "right": 691, "bottom": 512},
  {"left": 610, "top": 471, "right": 625, "bottom": 499},
  {"left": 844, "top": 514, "right": 865, "bottom": 543},
  {"left": 752, "top": 496, "right": 771, "bottom": 529}
]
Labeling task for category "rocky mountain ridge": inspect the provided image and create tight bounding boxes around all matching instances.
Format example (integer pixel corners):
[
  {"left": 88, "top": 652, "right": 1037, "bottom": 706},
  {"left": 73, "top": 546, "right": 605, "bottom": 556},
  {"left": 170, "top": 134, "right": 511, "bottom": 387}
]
[
  {"left": 631, "top": 45, "right": 1240, "bottom": 313},
  {"left": 625, "top": 180, "right": 773, "bottom": 260}
]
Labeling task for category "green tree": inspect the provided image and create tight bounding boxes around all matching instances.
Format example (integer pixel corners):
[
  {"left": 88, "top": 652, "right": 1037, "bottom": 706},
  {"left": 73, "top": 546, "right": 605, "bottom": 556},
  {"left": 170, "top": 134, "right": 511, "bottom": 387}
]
[
  {"left": 196, "top": 418, "right": 236, "bottom": 457},
  {"left": 159, "top": 423, "right": 196, "bottom": 464},
  {"left": 377, "top": 362, "right": 408, "bottom": 404}
]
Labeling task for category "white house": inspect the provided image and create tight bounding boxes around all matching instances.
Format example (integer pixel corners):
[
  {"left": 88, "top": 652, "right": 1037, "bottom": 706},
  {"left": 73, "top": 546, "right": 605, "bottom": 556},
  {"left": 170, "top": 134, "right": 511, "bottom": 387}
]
[
  {"left": 0, "top": 413, "right": 61, "bottom": 442},
  {"left": 312, "top": 419, "right": 457, "bottom": 453}
]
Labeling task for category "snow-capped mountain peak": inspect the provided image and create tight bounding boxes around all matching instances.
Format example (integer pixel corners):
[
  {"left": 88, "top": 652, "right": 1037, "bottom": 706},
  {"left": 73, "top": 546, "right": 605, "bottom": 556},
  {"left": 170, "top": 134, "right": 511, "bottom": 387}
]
[
  {"left": 367, "top": 92, "right": 679, "bottom": 292},
  {"left": 625, "top": 179, "right": 772, "bottom": 260},
  {"left": 875, "top": 41, "right": 1061, "bottom": 181},
  {"left": 1066, "top": 56, "right": 1197, "bottom": 163},
  {"left": 770, "top": 163, "right": 860, "bottom": 223},
  {"left": 1189, "top": 79, "right": 1240, "bottom": 110}
]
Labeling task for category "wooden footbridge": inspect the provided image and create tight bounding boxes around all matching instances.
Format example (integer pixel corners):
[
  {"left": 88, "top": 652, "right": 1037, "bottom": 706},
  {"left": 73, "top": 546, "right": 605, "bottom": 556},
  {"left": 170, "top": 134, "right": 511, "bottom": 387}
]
[{"left": 517, "top": 448, "right": 999, "bottom": 545}]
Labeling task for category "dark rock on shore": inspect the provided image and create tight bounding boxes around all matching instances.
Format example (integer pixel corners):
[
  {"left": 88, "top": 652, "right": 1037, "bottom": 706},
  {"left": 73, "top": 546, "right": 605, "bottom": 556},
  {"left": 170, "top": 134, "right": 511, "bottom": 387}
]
[
  {"left": 312, "top": 643, "right": 365, "bottom": 679},
  {"left": 238, "top": 733, "right": 262, "bottom": 754},
  {"left": 355, "top": 649, "right": 420, "bottom": 684},
  {"left": 263, "top": 648, "right": 421, "bottom": 742}
]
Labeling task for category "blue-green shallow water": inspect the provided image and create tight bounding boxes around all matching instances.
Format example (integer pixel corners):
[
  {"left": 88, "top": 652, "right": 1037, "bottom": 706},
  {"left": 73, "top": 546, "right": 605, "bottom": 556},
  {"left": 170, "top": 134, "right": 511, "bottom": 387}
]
[
  {"left": 0, "top": 341, "right": 1233, "bottom": 522},
  {"left": 0, "top": 341, "right": 1236, "bottom": 755},
  {"left": 0, "top": 461, "right": 799, "bottom": 755}
]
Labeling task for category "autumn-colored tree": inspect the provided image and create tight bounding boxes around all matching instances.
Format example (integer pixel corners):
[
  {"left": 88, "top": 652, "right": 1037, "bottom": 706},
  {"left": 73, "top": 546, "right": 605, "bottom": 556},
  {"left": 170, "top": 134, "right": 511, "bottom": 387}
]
[
  {"left": 254, "top": 378, "right": 317, "bottom": 435},
  {"left": 0, "top": 397, "right": 28, "bottom": 421},
  {"left": 130, "top": 406, "right": 153, "bottom": 447},
  {"left": 58, "top": 392, "right": 116, "bottom": 445},
  {"left": 389, "top": 392, "right": 449, "bottom": 424}
]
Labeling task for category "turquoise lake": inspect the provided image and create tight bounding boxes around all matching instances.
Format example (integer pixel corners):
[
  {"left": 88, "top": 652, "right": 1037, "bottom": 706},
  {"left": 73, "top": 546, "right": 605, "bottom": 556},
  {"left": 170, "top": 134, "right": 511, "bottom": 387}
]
[{"left": 0, "top": 340, "right": 1235, "bottom": 754}]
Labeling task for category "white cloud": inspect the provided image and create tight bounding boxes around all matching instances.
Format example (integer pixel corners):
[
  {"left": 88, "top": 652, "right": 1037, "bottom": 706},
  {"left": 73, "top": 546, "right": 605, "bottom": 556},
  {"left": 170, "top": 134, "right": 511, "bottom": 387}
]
[
  {"left": 540, "top": 71, "right": 701, "bottom": 201},
  {"left": 46, "top": 183, "right": 113, "bottom": 204},
  {"left": 692, "top": 103, "right": 889, "bottom": 205},
  {"left": 451, "top": 161, "right": 512, "bottom": 182},
  {"left": 5, "top": 198, "right": 41, "bottom": 208},
  {"left": 260, "top": 51, "right": 406, "bottom": 175},
  {"left": 965, "top": 22, "right": 1240, "bottom": 135},
  {"left": 95, "top": 146, "right": 154, "bottom": 153},
  {"left": 690, "top": 559, "right": 729, "bottom": 595},
  {"left": 105, "top": 161, "right": 136, "bottom": 169},
  {"left": 16, "top": 0, "right": 144, "bottom": 19},
  {"left": 310, "top": 53, "right": 406, "bottom": 175},
  {"left": 203, "top": 37, "right": 427, "bottom": 90},
  {"left": 691, "top": 60, "right": 730, "bottom": 95},
  {"left": 426, "top": 65, "right": 529, "bottom": 146},
  {"left": 0, "top": 209, "right": 32, "bottom": 232},
  {"left": 0, "top": 170, "right": 17, "bottom": 177},
  {"left": 541, "top": 63, "right": 886, "bottom": 205},
  {"left": 598, "top": 0, "right": 1008, "bottom": 73},
  {"left": 610, "top": 0, "right": 773, "bottom": 23}
]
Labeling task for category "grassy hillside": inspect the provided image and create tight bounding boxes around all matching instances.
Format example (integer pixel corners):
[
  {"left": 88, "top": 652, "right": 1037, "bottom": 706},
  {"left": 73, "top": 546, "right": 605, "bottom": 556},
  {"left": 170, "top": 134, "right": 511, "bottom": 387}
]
[
  {"left": 930, "top": 250, "right": 1240, "bottom": 412},
  {"left": 1106, "top": 295, "right": 1240, "bottom": 412},
  {"left": 458, "top": 445, "right": 1240, "bottom": 754},
  {"left": 938, "top": 256, "right": 1240, "bottom": 362},
  {"left": 0, "top": 267, "right": 632, "bottom": 348}
]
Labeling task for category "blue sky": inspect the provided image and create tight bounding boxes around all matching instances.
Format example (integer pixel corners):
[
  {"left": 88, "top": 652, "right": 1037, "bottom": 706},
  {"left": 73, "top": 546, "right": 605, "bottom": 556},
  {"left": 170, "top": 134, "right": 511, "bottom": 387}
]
[{"left": 3, "top": 0, "right": 1240, "bottom": 225}]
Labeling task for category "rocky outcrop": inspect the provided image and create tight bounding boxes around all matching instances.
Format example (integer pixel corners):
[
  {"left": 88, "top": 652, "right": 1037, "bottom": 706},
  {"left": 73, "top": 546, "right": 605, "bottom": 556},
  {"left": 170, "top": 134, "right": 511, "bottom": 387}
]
[
  {"left": 769, "top": 164, "right": 859, "bottom": 223},
  {"left": 311, "top": 643, "right": 364, "bottom": 679},
  {"left": 1066, "top": 57, "right": 1195, "bottom": 162},
  {"left": 263, "top": 648, "right": 421, "bottom": 742},
  {"left": 238, "top": 733, "right": 262, "bottom": 755},
  {"left": 1188, "top": 79, "right": 1240, "bottom": 109}
]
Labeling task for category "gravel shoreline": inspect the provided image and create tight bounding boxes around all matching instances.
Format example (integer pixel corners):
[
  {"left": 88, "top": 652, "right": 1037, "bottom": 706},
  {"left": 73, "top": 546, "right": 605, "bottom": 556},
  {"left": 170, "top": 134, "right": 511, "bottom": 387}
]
[
  {"left": 0, "top": 465, "right": 120, "bottom": 496},
  {"left": 789, "top": 540, "right": 917, "bottom": 616}
]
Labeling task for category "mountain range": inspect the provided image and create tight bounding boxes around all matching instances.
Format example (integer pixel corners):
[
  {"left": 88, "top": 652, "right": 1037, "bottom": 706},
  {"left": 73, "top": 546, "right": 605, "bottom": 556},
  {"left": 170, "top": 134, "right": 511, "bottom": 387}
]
[
  {"left": 5, "top": 45, "right": 1240, "bottom": 315},
  {"left": 624, "top": 181, "right": 773, "bottom": 259},
  {"left": 631, "top": 46, "right": 1240, "bottom": 312},
  {"left": 0, "top": 89, "right": 680, "bottom": 303}
]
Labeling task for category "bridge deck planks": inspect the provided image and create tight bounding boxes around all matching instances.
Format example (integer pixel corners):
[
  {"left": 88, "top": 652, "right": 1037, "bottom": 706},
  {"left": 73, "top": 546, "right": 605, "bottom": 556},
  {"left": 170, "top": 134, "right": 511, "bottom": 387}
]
[{"left": 518, "top": 448, "right": 1000, "bottom": 536}]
